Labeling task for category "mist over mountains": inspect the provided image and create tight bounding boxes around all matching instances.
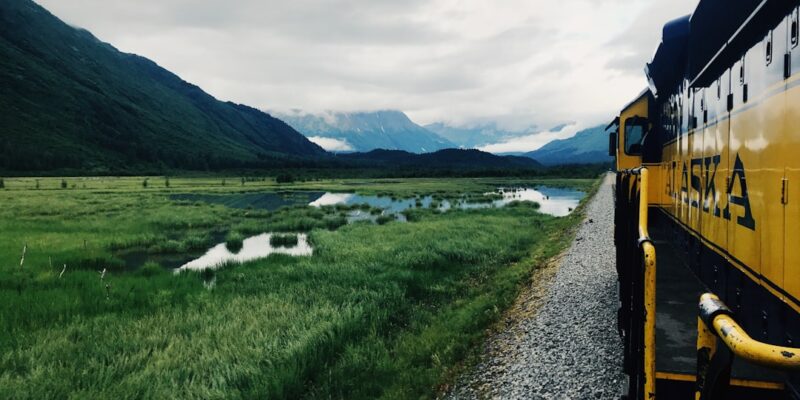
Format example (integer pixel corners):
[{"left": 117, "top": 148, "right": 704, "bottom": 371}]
[
  {"left": 424, "top": 122, "right": 536, "bottom": 149},
  {"left": 0, "top": 0, "right": 613, "bottom": 175},
  {"left": 277, "top": 110, "right": 453, "bottom": 154}
]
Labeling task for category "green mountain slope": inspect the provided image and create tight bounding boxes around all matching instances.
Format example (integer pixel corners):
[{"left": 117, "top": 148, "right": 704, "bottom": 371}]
[
  {"left": 278, "top": 110, "right": 454, "bottom": 153},
  {"left": 0, "top": 0, "right": 325, "bottom": 173},
  {"left": 524, "top": 125, "right": 612, "bottom": 166}
]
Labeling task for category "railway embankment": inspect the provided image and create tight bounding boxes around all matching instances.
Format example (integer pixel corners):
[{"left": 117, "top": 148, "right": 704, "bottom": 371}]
[{"left": 445, "top": 174, "right": 623, "bottom": 399}]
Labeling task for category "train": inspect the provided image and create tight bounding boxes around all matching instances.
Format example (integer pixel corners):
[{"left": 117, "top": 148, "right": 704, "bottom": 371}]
[{"left": 610, "top": 0, "right": 800, "bottom": 398}]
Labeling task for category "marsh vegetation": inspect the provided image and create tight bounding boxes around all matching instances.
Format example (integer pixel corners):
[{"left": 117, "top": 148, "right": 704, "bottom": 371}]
[{"left": 0, "top": 176, "right": 597, "bottom": 398}]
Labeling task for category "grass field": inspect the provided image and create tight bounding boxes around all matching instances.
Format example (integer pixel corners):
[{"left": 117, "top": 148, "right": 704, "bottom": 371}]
[{"left": 0, "top": 176, "right": 599, "bottom": 399}]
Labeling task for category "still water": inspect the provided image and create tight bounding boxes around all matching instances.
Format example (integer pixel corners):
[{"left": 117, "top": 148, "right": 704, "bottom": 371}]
[
  {"left": 148, "top": 187, "right": 584, "bottom": 271},
  {"left": 171, "top": 186, "right": 584, "bottom": 218},
  {"left": 177, "top": 233, "right": 312, "bottom": 271}
]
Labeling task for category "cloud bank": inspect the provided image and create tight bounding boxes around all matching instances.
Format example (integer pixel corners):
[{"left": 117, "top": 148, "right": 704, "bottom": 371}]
[
  {"left": 479, "top": 124, "right": 585, "bottom": 154},
  {"left": 307, "top": 136, "right": 354, "bottom": 152},
  {"left": 37, "top": 0, "right": 698, "bottom": 147}
]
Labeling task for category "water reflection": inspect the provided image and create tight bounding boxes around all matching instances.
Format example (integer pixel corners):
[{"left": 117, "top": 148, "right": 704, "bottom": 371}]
[
  {"left": 309, "top": 193, "right": 355, "bottom": 207},
  {"left": 170, "top": 186, "right": 585, "bottom": 218},
  {"left": 308, "top": 186, "right": 584, "bottom": 218},
  {"left": 495, "top": 187, "right": 583, "bottom": 217},
  {"left": 177, "top": 233, "right": 312, "bottom": 271}
]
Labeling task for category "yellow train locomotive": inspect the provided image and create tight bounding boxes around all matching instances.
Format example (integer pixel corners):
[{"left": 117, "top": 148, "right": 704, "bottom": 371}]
[{"left": 611, "top": 1, "right": 800, "bottom": 398}]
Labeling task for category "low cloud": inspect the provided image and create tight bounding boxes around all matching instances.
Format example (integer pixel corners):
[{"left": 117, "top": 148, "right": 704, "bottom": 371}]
[
  {"left": 478, "top": 124, "right": 584, "bottom": 154},
  {"left": 307, "top": 136, "right": 354, "bottom": 152}
]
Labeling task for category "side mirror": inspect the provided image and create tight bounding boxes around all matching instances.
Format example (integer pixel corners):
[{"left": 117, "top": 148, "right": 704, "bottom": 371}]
[{"left": 609, "top": 131, "right": 617, "bottom": 157}]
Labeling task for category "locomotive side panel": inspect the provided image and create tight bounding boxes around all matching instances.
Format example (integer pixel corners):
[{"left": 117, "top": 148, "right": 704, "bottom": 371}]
[{"left": 786, "top": 6, "right": 800, "bottom": 304}]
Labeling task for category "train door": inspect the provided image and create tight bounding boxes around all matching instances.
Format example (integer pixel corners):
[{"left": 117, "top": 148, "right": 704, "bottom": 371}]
[
  {"left": 678, "top": 86, "right": 690, "bottom": 225},
  {"left": 758, "top": 19, "right": 788, "bottom": 299},
  {"left": 700, "top": 84, "right": 725, "bottom": 251},
  {"left": 688, "top": 88, "right": 703, "bottom": 234},
  {"left": 785, "top": 6, "right": 800, "bottom": 303},
  {"left": 726, "top": 50, "right": 761, "bottom": 280}
]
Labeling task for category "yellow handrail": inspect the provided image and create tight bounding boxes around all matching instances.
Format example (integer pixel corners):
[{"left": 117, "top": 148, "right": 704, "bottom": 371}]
[
  {"left": 625, "top": 167, "right": 657, "bottom": 399},
  {"left": 637, "top": 168, "right": 651, "bottom": 240},
  {"left": 698, "top": 293, "right": 800, "bottom": 370}
]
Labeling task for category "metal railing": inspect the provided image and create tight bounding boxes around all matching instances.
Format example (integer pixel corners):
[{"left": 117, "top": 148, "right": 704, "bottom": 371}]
[
  {"left": 696, "top": 293, "right": 800, "bottom": 398},
  {"left": 616, "top": 167, "right": 657, "bottom": 400}
]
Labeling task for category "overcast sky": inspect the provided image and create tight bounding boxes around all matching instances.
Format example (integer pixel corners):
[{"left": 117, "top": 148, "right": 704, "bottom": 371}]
[{"left": 37, "top": 0, "right": 697, "bottom": 152}]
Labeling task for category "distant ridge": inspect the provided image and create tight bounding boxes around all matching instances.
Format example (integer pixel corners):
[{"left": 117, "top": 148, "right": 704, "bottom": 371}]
[
  {"left": 0, "top": 0, "right": 325, "bottom": 173},
  {"left": 523, "top": 125, "right": 612, "bottom": 166},
  {"left": 278, "top": 110, "right": 453, "bottom": 153},
  {"left": 341, "top": 148, "right": 542, "bottom": 169}
]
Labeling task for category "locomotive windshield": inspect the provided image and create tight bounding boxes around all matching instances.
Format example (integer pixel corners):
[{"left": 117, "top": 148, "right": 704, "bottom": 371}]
[{"left": 624, "top": 116, "right": 647, "bottom": 155}]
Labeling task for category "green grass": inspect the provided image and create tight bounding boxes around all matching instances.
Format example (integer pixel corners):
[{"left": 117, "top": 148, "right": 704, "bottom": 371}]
[{"left": 0, "top": 175, "right": 600, "bottom": 399}]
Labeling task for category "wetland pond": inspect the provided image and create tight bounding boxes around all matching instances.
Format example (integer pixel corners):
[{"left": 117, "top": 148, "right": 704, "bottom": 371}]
[
  {"left": 171, "top": 186, "right": 585, "bottom": 218},
  {"left": 122, "top": 233, "right": 312, "bottom": 271},
  {"left": 126, "top": 187, "right": 584, "bottom": 271},
  {"left": 177, "top": 233, "right": 312, "bottom": 271}
]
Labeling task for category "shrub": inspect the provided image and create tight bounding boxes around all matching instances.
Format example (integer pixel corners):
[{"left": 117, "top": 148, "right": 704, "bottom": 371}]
[
  {"left": 323, "top": 215, "right": 347, "bottom": 230},
  {"left": 61, "top": 179, "right": 67, "bottom": 189},
  {"left": 276, "top": 174, "right": 295, "bottom": 184},
  {"left": 137, "top": 262, "right": 165, "bottom": 277},
  {"left": 0, "top": 178, "right": 4, "bottom": 189},
  {"left": 375, "top": 215, "right": 394, "bottom": 225},
  {"left": 270, "top": 233, "right": 298, "bottom": 247},
  {"left": 225, "top": 231, "right": 245, "bottom": 252}
]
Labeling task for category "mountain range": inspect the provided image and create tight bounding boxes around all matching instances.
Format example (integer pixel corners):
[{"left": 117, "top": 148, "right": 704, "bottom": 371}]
[
  {"left": 523, "top": 125, "right": 612, "bottom": 166},
  {"left": 0, "top": 0, "right": 324, "bottom": 173},
  {"left": 340, "top": 149, "right": 541, "bottom": 169},
  {"left": 277, "top": 110, "right": 453, "bottom": 154},
  {"left": 0, "top": 0, "right": 607, "bottom": 174},
  {"left": 424, "top": 122, "right": 536, "bottom": 149}
]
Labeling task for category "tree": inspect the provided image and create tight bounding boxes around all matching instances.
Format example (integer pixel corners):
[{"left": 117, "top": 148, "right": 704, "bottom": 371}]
[
  {"left": 241, "top": 177, "right": 246, "bottom": 186},
  {"left": 165, "top": 176, "right": 170, "bottom": 188},
  {"left": 276, "top": 174, "right": 295, "bottom": 184},
  {"left": 61, "top": 179, "right": 67, "bottom": 189},
  {"left": 142, "top": 178, "right": 148, "bottom": 188},
  {"left": 0, "top": 178, "right": 4, "bottom": 189},
  {"left": 35, "top": 179, "right": 40, "bottom": 190}
]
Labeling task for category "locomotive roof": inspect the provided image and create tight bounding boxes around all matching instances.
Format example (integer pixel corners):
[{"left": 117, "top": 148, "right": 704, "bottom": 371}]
[
  {"left": 646, "top": 0, "right": 796, "bottom": 96},
  {"left": 645, "top": 15, "right": 689, "bottom": 97}
]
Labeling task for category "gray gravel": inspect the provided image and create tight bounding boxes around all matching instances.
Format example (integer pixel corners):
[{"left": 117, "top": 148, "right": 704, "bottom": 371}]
[{"left": 444, "top": 174, "right": 623, "bottom": 400}]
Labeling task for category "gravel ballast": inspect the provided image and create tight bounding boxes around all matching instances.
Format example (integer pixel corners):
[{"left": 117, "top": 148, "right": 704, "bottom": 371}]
[{"left": 445, "top": 174, "right": 623, "bottom": 399}]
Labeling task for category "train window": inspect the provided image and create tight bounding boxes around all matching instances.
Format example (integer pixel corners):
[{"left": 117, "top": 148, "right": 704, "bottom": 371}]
[
  {"left": 740, "top": 56, "right": 748, "bottom": 103},
  {"left": 740, "top": 58, "right": 746, "bottom": 85},
  {"left": 608, "top": 129, "right": 617, "bottom": 157},
  {"left": 624, "top": 116, "right": 647, "bottom": 155},
  {"left": 766, "top": 31, "right": 773, "bottom": 66},
  {"left": 793, "top": 8, "right": 799, "bottom": 48}
]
